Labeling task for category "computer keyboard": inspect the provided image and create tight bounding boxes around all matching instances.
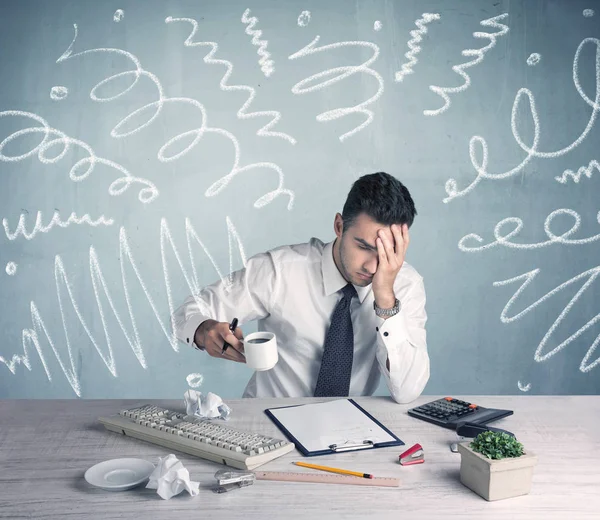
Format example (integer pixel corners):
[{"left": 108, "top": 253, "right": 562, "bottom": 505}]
[
  {"left": 98, "top": 404, "right": 295, "bottom": 470},
  {"left": 407, "top": 397, "right": 513, "bottom": 430}
]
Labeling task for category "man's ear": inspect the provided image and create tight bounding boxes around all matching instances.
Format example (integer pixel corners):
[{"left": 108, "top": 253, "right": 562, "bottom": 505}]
[{"left": 334, "top": 213, "right": 344, "bottom": 237}]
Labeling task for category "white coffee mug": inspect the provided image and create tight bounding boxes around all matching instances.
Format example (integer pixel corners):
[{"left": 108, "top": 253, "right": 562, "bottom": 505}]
[{"left": 244, "top": 331, "right": 278, "bottom": 371}]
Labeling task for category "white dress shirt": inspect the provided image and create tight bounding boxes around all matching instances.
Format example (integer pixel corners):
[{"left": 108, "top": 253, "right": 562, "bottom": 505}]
[{"left": 173, "top": 238, "right": 430, "bottom": 404}]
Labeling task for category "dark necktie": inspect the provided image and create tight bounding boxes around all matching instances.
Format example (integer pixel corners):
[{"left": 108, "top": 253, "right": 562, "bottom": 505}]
[{"left": 314, "top": 283, "right": 357, "bottom": 397}]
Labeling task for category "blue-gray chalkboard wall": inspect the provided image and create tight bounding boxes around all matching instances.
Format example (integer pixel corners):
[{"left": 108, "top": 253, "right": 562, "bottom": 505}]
[{"left": 1, "top": 0, "right": 599, "bottom": 399}]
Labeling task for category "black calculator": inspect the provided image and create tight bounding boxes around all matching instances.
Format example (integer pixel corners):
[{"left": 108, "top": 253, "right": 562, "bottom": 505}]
[{"left": 407, "top": 397, "right": 514, "bottom": 430}]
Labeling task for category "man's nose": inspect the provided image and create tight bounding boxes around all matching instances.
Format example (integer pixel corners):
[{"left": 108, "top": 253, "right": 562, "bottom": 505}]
[{"left": 365, "top": 257, "right": 378, "bottom": 275}]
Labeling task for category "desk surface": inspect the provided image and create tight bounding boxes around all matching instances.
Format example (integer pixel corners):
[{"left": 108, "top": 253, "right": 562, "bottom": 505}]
[{"left": 1, "top": 395, "right": 599, "bottom": 519}]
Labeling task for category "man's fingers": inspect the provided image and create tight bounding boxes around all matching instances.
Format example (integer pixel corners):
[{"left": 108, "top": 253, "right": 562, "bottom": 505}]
[
  {"left": 403, "top": 224, "right": 410, "bottom": 254},
  {"left": 222, "top": 344, "right": 246, "bottom": 363},
  {"left": 378, "top": 229, "right": 396, "bottom": 261},
  {"left": 233, "top": 327, "right": 245, "bottom": 347},
  {"left": 215, "top": 336, "right": 245, "bottom": 362},
  {"left": 223, "top": 330, "right": 244, "bottom": 353},
  {"left": 376, "top": 236, "right": 388, "bottom": 264},
  {"left": 204, "top": 327, "right": 246, "bottom": 362},
  {"left": 391, "top": 224, "right": 405, "bottom": 260}
]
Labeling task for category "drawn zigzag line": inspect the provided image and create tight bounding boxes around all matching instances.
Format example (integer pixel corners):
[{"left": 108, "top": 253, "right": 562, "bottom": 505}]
[
  {"left": 555, "top": 159, "right": 600, "bottom": 184},
  {"left": 494, "top": 266, "right": 600, "bottom": 373},
  {"left": 166, "top": 17, "right": 295, "bottom": 145},
  {"left": 395, "top": 13, "right": 440, "bottom": 82},
  {"left": 0, "top": 217, "right": 246, "bottom": 397},
  {"left": 424, "top": 13, "right": 509, "bottom": 116},
  {"left": 241, "top": 9, "right": 275, "bottom": 78}
]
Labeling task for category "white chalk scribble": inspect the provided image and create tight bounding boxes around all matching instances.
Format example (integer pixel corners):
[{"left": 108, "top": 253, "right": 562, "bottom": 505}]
[
  {"left": 555, "top": 159, "right": 599, "bottom": 184},
  {"left": 241, "top": 8, "right": 274, "bottom": 77},
  {"left": 186, "top": 373, "right": 204, "bottom": 388},
  {"left": 166, "top": 17, "right": 295, "bottom": 144},
  {"left": 444, "top": 37, "right": 600, "bottom": 203},
  {"left": 518, "top": 381, "right": 531, "bottom": 392},
  {"left": 297, "top": 11, "right": 311, "bottom": 27},
  {"left": 5, "top": 262, "right": 17, "bottom": 276},
  {"left": 50, "top": 86, "right": 69, "bottom": 100},
  {"left": 3, "top": 211, "right": 114, "bottom": 241},
  {"left": 0, "top": 110, "right": 158, "bottom": 203},
  {"left": 114, "top": 9, "right": 124, "bottom": 22},
  {"left": 494, "top": 266, "right": 600, "bottom": 373},
  {"left": 527, "top": 53, "right": 541, "bottom": 66},
  {"left": 374, "top": 21, "right": 382, "bottom": 32},
  {"left": 583, "top": 9, "right": 595, "bottom": 18},
  {"left": 394, "top": 13, "right": 440, "bottom": 82},
  {"left": 459, "top": 209, "right": 600, "bottom": 252},
  {"left": 289, "top": 36, "right": 383, "bottom": 142},
  {"left": 424, "top": 13, "right": 509, "bottom": 116},
  {"left": 57, "top": 22, "right": 294, "bottom": 209},
  {"left": 0, "top": 217, "right": 247, "bottom": 397}
]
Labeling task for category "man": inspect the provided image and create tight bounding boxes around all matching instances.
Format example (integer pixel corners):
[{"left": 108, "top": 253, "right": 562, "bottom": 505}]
[{"left": 173, "top": 172, "right": 429, "bottom": 403}]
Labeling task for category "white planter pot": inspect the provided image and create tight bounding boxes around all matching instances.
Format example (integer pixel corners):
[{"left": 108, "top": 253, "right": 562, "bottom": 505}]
[{"left": 457, "top": 441, "right": 538, "bottom": 501}]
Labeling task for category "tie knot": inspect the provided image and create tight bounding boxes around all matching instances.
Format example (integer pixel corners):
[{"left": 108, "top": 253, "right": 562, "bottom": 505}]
[{"left": 341, "top": 283, "right": 357, "bottom": 300}]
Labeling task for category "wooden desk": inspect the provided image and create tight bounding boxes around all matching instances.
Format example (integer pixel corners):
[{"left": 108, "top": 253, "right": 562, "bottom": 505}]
[{"left": 1, "top": 396, "right": 599, "bottom": 519}]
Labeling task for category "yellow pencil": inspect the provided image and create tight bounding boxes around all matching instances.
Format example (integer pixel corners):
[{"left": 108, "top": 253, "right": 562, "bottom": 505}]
[{"left": 293, "top": 461, "right": 374, "bottom": 479}]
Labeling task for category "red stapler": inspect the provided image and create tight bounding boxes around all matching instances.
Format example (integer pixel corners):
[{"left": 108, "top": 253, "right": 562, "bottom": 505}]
[{"left": 399, "top": 443, "right": 424, "bottom": 466}]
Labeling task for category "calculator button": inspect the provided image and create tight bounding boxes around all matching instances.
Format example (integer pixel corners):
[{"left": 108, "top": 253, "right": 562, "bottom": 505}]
[
  {"left": 469, "top": 404, "right": 478, "bottom": 409},
  {"left": 444, "top": 397, "right": 453, "bottom": 401}
]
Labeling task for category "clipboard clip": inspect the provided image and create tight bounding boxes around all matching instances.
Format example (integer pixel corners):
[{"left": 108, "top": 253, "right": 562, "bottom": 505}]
[
  {"left": 399, "top": 443, "right": 424, "bottom": 466},
  {"left": 329, "top": 440, "right": 374, "bottom": 452}
]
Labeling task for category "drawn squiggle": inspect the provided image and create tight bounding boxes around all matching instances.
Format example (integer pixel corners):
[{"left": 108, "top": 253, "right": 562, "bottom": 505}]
[
  {"left": 6, "top": 262, "right": 17, "bottom": 275},
  {"left": 394, "top": 13, "right": 440, "bottom": 83},
  {"left": 288, "top": 36, "right": 383, "bottom": 142},
  {"left": 241, "top": 8, "right": 274, "bottom": 77},
  {"left": 518, "top": 381, "right": 531, "bottom": 392},
  {"left": 3, "top": 211, "right": 114, "bottom": 241},
  {"left": 459, "top": 209, "right": 600, "bottom": 251},
  {"left": 297, "top": 11, "right": 311, "bottom": 27},
  {"left": 57, "top": 23, "right": 294, "bottom": 209},
  {"left": 424, "top": 13, "right": 509, "bottom": 116},
  {"left": 494, "top": 266, "right": 600, "bottom": 373},
  {"left": 166, "top": 17, "right": 295, "bottom": 144},
  {"left": 50, "top": 86, "right": 69, "bottom": 100},
  {"left": 186, "top": 373, "right": 204, "bottom": 388},
  {"left": 555, "top": 159, "right": 599, "bottom": 184},
  {"left": 527, "top": 53, "right": 541, "bottom": 66},
  {"left": 0, "top": 111, "right": 158, "bottom": 203},
  {"left": 0, "top": 217, "right": 247, "bottom": 396},
  {"left": 444, "top": 37, "right": 600, "bottom": 203}
]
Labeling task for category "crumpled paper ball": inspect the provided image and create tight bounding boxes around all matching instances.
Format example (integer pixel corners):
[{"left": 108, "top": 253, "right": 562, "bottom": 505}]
[
  {"left": 146, "top": 454, "right": 200, "bottom": 500},
  {"left": 184, "top": 389, "right": 231, "bottom": 420}
]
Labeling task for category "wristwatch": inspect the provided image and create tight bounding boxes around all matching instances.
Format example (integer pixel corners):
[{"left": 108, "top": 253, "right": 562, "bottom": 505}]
[{"left": 374, "top": 298, "right": 400, "bottom": 318}]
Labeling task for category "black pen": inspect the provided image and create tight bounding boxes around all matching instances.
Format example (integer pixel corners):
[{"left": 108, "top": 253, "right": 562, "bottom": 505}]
[{"left": 222, "top": 317, "right": 238, "bottom": 354}]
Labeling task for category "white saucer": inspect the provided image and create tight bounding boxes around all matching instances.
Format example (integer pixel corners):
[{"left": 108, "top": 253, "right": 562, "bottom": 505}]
[{"left": 84, "top": 458, "right": 155, "bottom": 491}]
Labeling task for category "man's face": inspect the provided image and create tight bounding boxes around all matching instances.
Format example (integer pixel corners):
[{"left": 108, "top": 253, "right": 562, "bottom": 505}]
[{"left": 335, "top": 212, "right": 391, "bottom": 287}]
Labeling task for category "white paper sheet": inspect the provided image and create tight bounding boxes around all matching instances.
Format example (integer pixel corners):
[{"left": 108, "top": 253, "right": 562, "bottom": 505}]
[{"left": 267, "top": 399, "right": 397, "bottom": 453}]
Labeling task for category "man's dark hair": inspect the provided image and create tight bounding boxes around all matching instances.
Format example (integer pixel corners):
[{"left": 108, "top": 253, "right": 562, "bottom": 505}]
[{"left": 341, "top": 172, "right": 417, "bottom": 232}]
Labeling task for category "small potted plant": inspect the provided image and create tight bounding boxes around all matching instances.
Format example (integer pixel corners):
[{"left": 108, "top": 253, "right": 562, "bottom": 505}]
[{"left": 457, "top": 431, "right": 537, "bottom": 501}]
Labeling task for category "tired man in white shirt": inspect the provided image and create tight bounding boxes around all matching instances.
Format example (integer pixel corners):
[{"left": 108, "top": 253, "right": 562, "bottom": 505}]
[{"left": 173, "top": 172, "right": 429, "bottom": 403}]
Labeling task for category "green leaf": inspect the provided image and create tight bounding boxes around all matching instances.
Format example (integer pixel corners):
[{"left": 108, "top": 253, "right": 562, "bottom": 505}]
[{"left": 469, "top": 431, "right": 524, "bottom": 460}]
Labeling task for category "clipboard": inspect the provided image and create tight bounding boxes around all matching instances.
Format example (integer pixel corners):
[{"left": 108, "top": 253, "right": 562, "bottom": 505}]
[{"left": 265, "top": 399, "right": 404, "bottom": 456}]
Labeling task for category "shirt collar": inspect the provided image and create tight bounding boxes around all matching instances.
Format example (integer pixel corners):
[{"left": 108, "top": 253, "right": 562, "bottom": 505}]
[{"left": 321, "top": 239, "right": 371, "bottom": 304}]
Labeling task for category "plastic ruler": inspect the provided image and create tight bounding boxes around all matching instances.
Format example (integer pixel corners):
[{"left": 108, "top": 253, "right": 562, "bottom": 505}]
[{"left": 254, "top": 471, "right": 401, "bottom": 488}]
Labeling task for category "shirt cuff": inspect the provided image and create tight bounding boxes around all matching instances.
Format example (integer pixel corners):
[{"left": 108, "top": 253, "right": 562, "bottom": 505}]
[
  {"left": 181, "top": 314, "right": 211, "bottom": 350},
  {"left": 375, "top": 308, "right": 411, "bottom": 346}
]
